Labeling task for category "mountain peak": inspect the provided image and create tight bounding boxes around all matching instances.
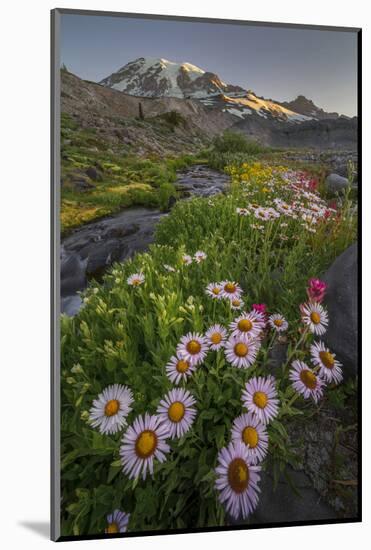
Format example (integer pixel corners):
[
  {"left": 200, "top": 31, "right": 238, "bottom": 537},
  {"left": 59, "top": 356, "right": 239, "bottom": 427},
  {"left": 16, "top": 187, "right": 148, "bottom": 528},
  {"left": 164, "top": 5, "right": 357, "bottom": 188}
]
[
  {"left": 99, "top": 57, "right": 246, "bottom": 99},
  {"left": 279, "top": 95, "right": 339, "bottom": 120},
  {"left": 99, "top": 57, "right": 337, "bottom": 123}
]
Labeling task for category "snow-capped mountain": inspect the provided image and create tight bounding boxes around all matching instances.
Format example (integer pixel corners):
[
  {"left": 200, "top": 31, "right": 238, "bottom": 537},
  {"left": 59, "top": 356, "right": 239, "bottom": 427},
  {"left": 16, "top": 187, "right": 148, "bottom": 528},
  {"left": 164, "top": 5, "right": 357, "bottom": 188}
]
[
  {"left": 100, "top": 57, "right": 245, "bottom": 99},
  {"left": 100, "top": 57, "right": 337, "bottom": 124}
]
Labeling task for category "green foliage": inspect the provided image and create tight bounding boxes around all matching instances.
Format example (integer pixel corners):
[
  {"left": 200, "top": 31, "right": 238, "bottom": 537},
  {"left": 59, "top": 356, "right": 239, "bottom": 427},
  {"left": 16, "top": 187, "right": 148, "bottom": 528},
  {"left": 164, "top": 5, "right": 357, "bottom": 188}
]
[
  {"left": 61, "top": 160, "right": 357, "bottom": 535},
  {"left": 60, "top": 112, "right": 200, "bottom": 233},
  {"left": 212, "top": 130, "right": 268, "bottom": 155},
  {"left": 158, "top": 182, "right": 177, "bottom": 211},
  {"left": 159, "top": 110, "right": 187, "bottom": 129},
  {"left": 207, "top": 131, "right": 269, "bottom": 170}
]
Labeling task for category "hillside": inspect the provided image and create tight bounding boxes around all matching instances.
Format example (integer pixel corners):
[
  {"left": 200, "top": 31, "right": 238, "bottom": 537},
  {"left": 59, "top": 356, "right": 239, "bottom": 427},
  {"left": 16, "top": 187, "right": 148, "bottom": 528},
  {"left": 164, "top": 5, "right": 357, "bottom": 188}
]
[{"left": 61, "top": 69, "right": 234, "bottom": 156}]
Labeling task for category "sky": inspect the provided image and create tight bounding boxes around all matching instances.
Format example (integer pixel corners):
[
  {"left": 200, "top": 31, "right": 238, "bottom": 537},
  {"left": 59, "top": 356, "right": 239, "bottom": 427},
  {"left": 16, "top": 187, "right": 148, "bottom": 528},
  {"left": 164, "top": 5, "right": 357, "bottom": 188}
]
[{"left": 60, "top": 13, "right": 358, "bottom": 116}]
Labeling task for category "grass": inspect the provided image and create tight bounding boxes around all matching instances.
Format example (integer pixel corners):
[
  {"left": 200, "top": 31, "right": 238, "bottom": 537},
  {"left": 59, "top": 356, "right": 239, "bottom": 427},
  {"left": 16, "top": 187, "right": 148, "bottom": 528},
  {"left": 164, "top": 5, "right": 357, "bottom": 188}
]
[
  {"left": 60, "top": 158, "right": 357, "bottom": 535},
  {"left": 60, "top": 113, "right": 207, "bottom": 234}
]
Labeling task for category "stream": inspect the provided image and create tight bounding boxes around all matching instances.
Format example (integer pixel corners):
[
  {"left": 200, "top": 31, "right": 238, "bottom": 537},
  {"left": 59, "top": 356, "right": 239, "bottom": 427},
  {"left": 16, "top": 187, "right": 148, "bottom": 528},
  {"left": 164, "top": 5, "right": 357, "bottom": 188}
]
[{"left": 61, "top": 164, "right": 230, "bottom": 315}]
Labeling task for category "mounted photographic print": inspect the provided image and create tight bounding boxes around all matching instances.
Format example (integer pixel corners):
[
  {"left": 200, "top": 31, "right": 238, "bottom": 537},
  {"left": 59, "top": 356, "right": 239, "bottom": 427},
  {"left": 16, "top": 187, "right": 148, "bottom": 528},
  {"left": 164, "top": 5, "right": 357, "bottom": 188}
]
[{"left": 51, "top": 8, "right": 361, "bottom": 541}]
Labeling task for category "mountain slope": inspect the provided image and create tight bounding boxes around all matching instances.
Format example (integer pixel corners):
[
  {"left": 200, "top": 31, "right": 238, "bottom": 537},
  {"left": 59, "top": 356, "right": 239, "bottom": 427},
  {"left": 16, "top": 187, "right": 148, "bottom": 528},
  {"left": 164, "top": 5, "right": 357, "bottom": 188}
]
[
  {"left": 100, "top": 57, "right": 340, "bottom": 125},
  {"left": 100, "top": 57, "right": 245, "bottom": 99},
  {"left": 278, "top": 95, "right": 341, "bottom": 120},
  {"left": 61, "top": 69, "right": 235, "bottom": 155}
]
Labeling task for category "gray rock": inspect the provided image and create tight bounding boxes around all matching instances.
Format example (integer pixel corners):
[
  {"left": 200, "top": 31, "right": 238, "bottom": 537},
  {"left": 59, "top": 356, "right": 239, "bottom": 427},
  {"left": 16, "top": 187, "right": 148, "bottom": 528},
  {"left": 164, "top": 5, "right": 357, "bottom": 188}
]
[
  {"left": 85, "top": 166, "right": 102, "bottom": 181},
  {"left": 70, "top": 174, "right": 95, "bottom": 192},
  {"left": 322, "top": 243, "right": 358, "bottom": 377},
  {"left": 229, "top": 467, "right": 336, "bottom": 526},
  {"left": 60, "top": 253, "right": 87, "bottom": 296},
  {"left": 268, "top": 341, "right": 288, "bottom": 370},
  {"left": 325, "top": 173, "right": 351, "bottom": 195},
  {"left": 252, "top": 468, "right": 337, "bottom": 524}
]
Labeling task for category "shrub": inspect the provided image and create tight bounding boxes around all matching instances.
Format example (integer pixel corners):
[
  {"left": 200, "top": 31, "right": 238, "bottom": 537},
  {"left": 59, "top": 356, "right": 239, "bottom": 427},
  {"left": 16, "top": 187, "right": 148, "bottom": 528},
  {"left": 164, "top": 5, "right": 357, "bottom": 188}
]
[{"left": 212, "top": 130, "right": 267, "bottom": 155}]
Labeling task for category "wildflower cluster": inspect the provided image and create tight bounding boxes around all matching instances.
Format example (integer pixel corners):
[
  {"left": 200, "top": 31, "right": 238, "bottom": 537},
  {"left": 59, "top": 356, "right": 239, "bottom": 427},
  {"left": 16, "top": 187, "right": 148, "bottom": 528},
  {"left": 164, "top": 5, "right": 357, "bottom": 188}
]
[
  {"left": 83, "top": 270, "right": 342, "bottom": 530},
  {"left": 61, "top": 162, "right": 355, "bottom": 536}
]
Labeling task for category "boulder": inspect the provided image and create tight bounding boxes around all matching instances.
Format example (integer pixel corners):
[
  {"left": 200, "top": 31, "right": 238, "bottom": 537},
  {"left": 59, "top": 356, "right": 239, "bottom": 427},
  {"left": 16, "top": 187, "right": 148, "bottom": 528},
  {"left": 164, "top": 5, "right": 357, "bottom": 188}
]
[
  {"left": 70, "top": 174, "right": 95, "bottom": 192},
  {"left": 252, "top": 468, "right": 336, "bottom": 524},
  {"left": 229, "top": 468, "right": 336, "bottom": 526},
  {"left": 60, "top": 253, "right": 87, "bottom": 296},
  {"left": 322, "top": 243, "right": 358, "bottom": 377},
  {"left": 85, "top": 166, "right": 102, "bottom": 181},
  {"left": 325, "top": 173, "right": 351, "bottom": 195}
]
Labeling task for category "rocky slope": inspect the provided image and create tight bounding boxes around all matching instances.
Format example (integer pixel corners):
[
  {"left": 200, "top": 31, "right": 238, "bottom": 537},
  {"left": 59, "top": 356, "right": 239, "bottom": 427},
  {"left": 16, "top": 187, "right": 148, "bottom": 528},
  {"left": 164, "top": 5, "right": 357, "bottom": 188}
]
[
  {"left": 61, "top": 69, "right": 234, "bottom": 155},
  {"left": 278, "top": 95, "right": 341, "bottom": 120},
  {"left": 62, "top": 68, "right": 357, "bottom": 152},
  {"left": 233, "top": 114, "right": 358, "bottom": 149}
]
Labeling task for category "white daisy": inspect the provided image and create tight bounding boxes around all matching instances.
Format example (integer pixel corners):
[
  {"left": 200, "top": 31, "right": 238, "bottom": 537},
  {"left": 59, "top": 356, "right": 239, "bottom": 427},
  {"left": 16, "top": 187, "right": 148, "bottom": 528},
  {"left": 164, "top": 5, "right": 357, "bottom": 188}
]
[
  {"left": 205, "top": 282, "right": 223, "bottom": 300},
  {"left": 215, "top": 440, "right": 261, "bottom": 520},
  {"left": 289, "top": 360, "right": 325, "bottom": 403},
  {"left": 230, "top": 311, "right": 265, "bottom": 339},
  {"left": 120, "top": 413, "right": 170, "bottom": 480},
  {"left": 301, "top": 301, "right": 329, "bottom": 335},
  {"left": 163, "top": 264, "right": 176, "bottom": 273},
  {"left": 205, "top": 324, "right": 228, "bottom": 351},
  {"left": 310, "top": 341, "right": 343, "bottom": 384},
  {"left": 231, "top": 412, "right": 268, "bottom": 465},
  {"left": 89, "top": 384, "right": 133, "bottom": 435},
  {"left": 194, "top": 250, "right": 207, "bottom": 263},
  {"left": 176, "top": 332, "right": 209, "bottom": 366},
  {"left": 242, "top": 376, "right": 279, "bottom": 424},
  {"left": 127, "top": 273, "right": 145, "bottom": 287},
  {"left": 236, "top": 207, "right": 249, "bottom": 216},
  {"left": 230, "top": 297, "right": 244, "bottom": 310},
  {"left": 220, "top": 281, "right": 243, "bottom": 301},
  {"left": 106, "top": 510, "right": 130, "bottom": 534},
  {"left": 165, "top": 353, "right": 196, "bottom": 385},
  {"left": 254, "top": 207, "right": 271, "bottom": 221},
  {"left": 268, "top": 314, "right": 288, "bottom": 332},
  {"left": 157, "top": 388, "right": 197, "bottom": 439},
  {"left": 181, "top": 254, "right": 193, "bottom": 265},
  {"left": 224, "top": 335, "right": 260, "bottom": 369}
]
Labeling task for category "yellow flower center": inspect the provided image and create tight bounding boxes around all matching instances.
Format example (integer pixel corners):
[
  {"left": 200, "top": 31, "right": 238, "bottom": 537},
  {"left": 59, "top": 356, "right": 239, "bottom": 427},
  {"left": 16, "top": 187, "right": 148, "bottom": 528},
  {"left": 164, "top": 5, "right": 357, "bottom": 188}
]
[
  {"left": 186, "top": 340, "right": 201, "bottom": 355},
  {"left": 300, "top": 369, "right": 317, "bottom": 390},
  {"left": 104, "top": 399, "right": 120, "bottom": 417},
  {"left": 274, "top": 319, "right": 283, "bottom": 327},
  {"left": 212, "top": 287, "right": 221, "bottom": 295},
  {"left": 132, "top": 278, "right": 141, "bottom": 286},
  {"left": 232, "top": 299, "right": 241, "bottom": 307},
  {"left": 253, "top": 391, "right": 268, "bottom": 409},
  {"left": 210, "top": 332, "right": 222, "bottom": 345},
  {"left": 234, "top": 342, "right": 249, "bottom": 357},
  {"left": 310, "top": 312, "right": 321, "bottom": 324},
  {"left": 228, "top": 458, "right": 249, "bottom": 493},
  {"left": 238, "top": 319, "right": 253, "bottom": 332},
  {"left": 224, "top": 282, "right": 236, "bottom": 294},
  {"left": 319, "top": 351, "right": 335, "bottom": 369},
  {"left": 176, "top": 360, "right": 190, "bottom": 374},
  {"left": 106, "top": 522, "right": 119, "bottom": 534},
  {"left": 242, "top": 426, "right": 259, "bottom": 448},
  {"left": 135, "top": 430, "right": 157, "bottom": 458},
  {"left": 168, "top": 401, "right": 185, "bottom": 423}
]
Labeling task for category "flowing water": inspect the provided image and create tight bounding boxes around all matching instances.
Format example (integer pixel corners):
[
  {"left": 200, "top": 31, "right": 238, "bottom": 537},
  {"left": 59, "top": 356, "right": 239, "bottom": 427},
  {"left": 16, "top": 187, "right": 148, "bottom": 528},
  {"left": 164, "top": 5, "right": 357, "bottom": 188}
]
[{"left": 61, "top": 165, "right": 230, "bottom": 315}]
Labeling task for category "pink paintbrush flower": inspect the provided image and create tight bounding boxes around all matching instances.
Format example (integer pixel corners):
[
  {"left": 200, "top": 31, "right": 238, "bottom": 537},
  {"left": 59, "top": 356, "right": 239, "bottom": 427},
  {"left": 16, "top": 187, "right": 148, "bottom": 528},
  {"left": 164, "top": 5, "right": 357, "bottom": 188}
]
[
  {"left": 252, "top": 303, "right": 268, "bottom": 324},
  {"left": 306, "top": 278, "right": 327, "bottom": 303}
]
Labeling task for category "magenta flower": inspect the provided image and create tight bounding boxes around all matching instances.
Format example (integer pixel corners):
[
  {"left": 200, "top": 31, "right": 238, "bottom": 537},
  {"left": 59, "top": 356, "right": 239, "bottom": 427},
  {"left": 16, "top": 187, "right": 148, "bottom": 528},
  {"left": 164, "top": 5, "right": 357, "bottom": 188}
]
[
  {"left": 252, "top": 303, "right": 268, "bottom": 324},
  {"left": 252, "top": 303, "right": 267, "bottom": 315},
  {"left": 307, "top": 278, "right": 327, "bottom": 303}
]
